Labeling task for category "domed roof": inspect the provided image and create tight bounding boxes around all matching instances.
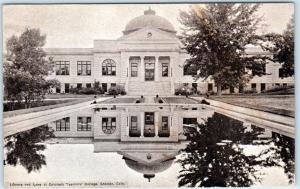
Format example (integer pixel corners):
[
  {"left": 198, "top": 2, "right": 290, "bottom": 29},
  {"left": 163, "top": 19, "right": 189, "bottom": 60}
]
[
  {"left": 124, "top": 157, "right": 175, "bottom": 182},
  {"left": 123, "top": 8, "right": 176, "bottom": 35}
]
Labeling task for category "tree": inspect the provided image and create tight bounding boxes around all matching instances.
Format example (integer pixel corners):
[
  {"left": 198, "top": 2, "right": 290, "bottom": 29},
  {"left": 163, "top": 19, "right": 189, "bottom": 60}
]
[
  {"left": 179, "top": 4, "right": 269, "bottom": 96},
  {"left": 261, "top": 17, "right": 294, "bottom": 77},
  {"left": 4, "top": 28, "right": 59, "bottom": 109},
  {"left": 177, "top": 113, "right": 265, "bottom": 187},
  {"left": 4, "top": 125, "right": 54, "bottom": 173}
]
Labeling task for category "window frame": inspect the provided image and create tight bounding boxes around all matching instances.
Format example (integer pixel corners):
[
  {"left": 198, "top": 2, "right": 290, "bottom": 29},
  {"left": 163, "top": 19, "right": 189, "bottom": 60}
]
[
  {"left": 77, "top": 61, "right": 91, "bottom": 76},
  {"left": 162, "top": 63, "right": 169, "bottom": 77},
  {"left": 129, "top": 57, "right": 140, "bottom": 77},
  {"left": 183, "top": 118, "right": 197, "bottom": 125},
  {"left": 131, "top": 63, "right": 138, "bottom": 77},
  {"left": 161, "top": 116, "right": 169, "bottom": 131},
  {"left": 77, "top": 83, "right": 82, "bottom": 89},
  {"left": 56, "top": 117, "right": 70, "bottom": 131},
  {"left": 77, "top": 116, "right": 92, "bottom": 131},
  {"left": 102, "top": 59, "right": 116, "bottom": 76},
  {"left": 86, "top": 83, "right": 92, "bottom": 88},
  {"left": 55, "top": 61, "right": 70, "bottom": 75},
  {"left": 144, "top": 57, "right": 155, "bottom": 81},
  {"left": 102, "top": 117, "right": 116, "bottom": 134},
  {"left": 130, "top": 116, "right": 138, "bottom": 131}
]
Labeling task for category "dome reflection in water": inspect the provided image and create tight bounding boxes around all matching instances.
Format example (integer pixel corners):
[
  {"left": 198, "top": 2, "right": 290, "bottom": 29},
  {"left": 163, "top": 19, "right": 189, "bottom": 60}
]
[{"left": 4, "top": 105, "right": 295, "bottom": 187}]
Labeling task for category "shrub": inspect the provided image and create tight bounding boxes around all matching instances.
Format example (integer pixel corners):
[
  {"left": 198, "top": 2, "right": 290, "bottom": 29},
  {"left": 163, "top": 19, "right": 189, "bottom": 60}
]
[
  {"left": 175, "top": 86, "right": 193, "bottom": 96},
  {"left": 262, "top": 85, "right": 293, "bottom": 93},
  {"left": 108, "top": 85, "right": 126, "bottom": 95},
  {"left": 243, "top": 89, "right": 257, "bottom": 94},
  {"left": 69, "top": 86, "right": 103, "bottom": 95},
  {"left": 78, "top": 88, "right": 97, "bottom": 95}
]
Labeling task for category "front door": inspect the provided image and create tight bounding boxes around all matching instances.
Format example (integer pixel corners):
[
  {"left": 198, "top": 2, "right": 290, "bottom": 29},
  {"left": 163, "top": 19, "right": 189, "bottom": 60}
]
[
  {"left": 144, "top": 112, "right": 155, "bottom": 137},
  {"left": 145, "top": 63, "right": 155, "bottom": 81},
  {"left": 102, "top": 83, "right": 107, "bottom": 93},
  {"left": 65, "top": 83, "right": 70, "bottom": 93},
  {"left": 144, "top": 56, "right": 155, "bottom": 81}
]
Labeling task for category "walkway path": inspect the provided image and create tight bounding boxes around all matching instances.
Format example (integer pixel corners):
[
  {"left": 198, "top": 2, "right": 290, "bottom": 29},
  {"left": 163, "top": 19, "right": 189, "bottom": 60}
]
[
  {"left": 211, "top": 95, "right": 294, "bottom": 117},
  {"left": 192, "top": 97, "right": 295, "bottom": 138},
  {"left": 3, "top": 97, "right": 111, "bottom": 137}
]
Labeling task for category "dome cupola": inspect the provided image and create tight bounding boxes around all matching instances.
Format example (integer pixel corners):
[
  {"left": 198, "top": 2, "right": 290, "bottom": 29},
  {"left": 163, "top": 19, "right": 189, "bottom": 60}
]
[{"left": 123, "top": 7, "right": 176, "bottom": 35}]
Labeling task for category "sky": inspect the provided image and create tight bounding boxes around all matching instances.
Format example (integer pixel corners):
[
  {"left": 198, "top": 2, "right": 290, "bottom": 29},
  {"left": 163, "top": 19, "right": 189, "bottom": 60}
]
[
  {"left": 3, "top": 3, "right": 294, "bottom": 48},
  {"left": 4, "top": 144, "right": 292, "bottom": 187}
]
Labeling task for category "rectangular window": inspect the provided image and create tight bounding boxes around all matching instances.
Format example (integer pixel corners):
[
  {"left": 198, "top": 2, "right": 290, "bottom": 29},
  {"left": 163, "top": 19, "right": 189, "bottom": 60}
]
[
  {"left": 56, "top": 117, "right": 70, "bottom": 131},
  {"left": 130, "top": 116, "right": 138, "bottom": 131},
  {"left": 56, "top": 85, "right": 61, "bottom": 93},
  {"left": 65, "top": 83, "right": 70, "bottom": 93},
  {"left": 159, "top": 56, "right": 170, "bottom": 77},
  {"left": 208, "top": 83, "right": 213, "bottom": 91},
  {"left": 55, "top": 61, "right": 70, "bottom": 75},
  {"left": 77, "top": 83, "right": 82, "bottom": 89},
  {"left": 102, "top": 83, "right": 107, "bottom": 92},
  {"left": 283, "top": 83, "right": 288, "bottom": 88},
  {"left": 239, "top": 84, "right": 244, "bottom": 93},
  {"left": 183, "top": 118, "right": 197, "bottom": 125},
  {"left": 130, "top": 57, "right": 140, "bottom": 77},
  {"left": 145, "top": 112, "right": 155, "bottom": 125},
  {"left": 261, "top": 83, "right": 266, "bottom": 92},
  {"left": 230, "top": 86, "right": 234, "bottom": 94},
  {"left": 161, "top": 116, "right": 169, "bottom": 131},
  {"left": 131, "top": 63, "right": 138, "bottom": 77},
  {"left": 251, "top": 83, "right": 257, "bottom": 90},
  {"left": 111, "top": 83, "right": 116, "bottom": 87},
  {"left": 86, "top": 83, "right": 91, "bottom": 88},
  {"left": 162, "top": 63, "right": 169, "bottom": 77},
  {"left": 77, "top": 116, "right": 92, "bottom": 131},
  {"left": 77, "top": 61, "right": 91, "bottom": 76}
]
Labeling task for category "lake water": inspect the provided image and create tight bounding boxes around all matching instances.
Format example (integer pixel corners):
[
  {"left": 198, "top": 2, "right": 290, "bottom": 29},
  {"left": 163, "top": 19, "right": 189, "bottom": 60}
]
[{"left": 4, "top": 103, "right": 295, "bottom": 187}]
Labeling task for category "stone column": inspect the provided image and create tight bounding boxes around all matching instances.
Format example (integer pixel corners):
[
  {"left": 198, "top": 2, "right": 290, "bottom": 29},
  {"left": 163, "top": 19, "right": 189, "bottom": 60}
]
[
  {"left": 170, "top": 56, "right": 175, "bottom": 94},
  {"left": 125, "top": 109, "right": 129, "bottom": 137},
  {"left": 155, "top": 56, "right": 159, "bottom": 82},
  {"left": 140, "top": 111, "right": 144, "bottom": 137},
  {"left": 124, "top": 54, "right": 129, "bottom": 92},
  {"left": 140, "top": 56, "right": 144, "bottom": 82},
  {"left": 154, "top": 111, "right": 159, "bottom": 137}
]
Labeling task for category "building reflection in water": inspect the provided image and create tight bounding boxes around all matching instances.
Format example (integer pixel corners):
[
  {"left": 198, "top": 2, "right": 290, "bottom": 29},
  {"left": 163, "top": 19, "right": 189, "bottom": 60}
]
[{"left": 4, "top": 104, "right": 295, "bottom": 186}]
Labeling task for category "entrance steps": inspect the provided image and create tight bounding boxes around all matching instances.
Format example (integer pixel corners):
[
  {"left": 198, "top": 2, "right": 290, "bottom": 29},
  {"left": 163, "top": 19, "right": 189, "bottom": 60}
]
[{"left": 127, "top": 81, "right": 172, "bottom": 96}]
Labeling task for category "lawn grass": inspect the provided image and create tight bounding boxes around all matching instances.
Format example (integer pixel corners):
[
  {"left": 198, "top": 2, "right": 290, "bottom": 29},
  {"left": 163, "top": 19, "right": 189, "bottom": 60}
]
[
  {"left": 211, "top": 95, "right": 295, "bottom": 117},
  {"left": 163, "top": 97, "right": 199, "bottom": 104},
  {"left": 99, "top": 97, "right": 138, "bottom": 104},
  {"left": 3, "top": 97, "right": 94, "bottom": 118},
  {"left": 45, "top": 94, "right": 98, "bottom": 99}
]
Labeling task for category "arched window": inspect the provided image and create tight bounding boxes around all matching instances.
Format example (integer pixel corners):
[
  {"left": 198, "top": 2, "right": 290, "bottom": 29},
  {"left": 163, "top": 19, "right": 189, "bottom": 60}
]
[
  {"left": 102, "top": 117, "right": 116, "bottom": 134},
  {"left": 102, "top": 59, "right": 116, "bottom": 76}
]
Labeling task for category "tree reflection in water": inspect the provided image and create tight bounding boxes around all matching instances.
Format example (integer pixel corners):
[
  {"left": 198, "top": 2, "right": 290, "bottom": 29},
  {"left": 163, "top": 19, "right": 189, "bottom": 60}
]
[
  {"left": 4, "top": 125, "right": 54, "bottom": 173},
  {"left": 178, "top": 113, "right": 295, "bottom": 187},
  {"left": 261, "top": 132, "right": 295, "bottom": 184}
]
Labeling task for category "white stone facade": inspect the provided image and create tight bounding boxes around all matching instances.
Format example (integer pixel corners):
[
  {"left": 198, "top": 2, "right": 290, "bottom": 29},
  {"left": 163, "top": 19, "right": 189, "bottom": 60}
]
[{"left": 45, "top": 9, "right": 294, "bottom": 95}]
